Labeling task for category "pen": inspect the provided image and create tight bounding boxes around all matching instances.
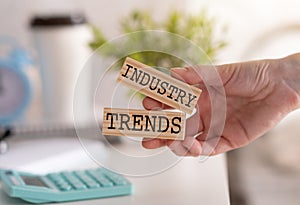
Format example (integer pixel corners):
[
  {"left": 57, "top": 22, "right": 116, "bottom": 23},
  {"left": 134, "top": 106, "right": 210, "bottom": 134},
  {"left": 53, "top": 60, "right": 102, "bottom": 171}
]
[
  {"left": 0, "top": 127, "right": 11, "bottom": 154},
  {"left": 0, "top": 127, "right": 11, "bottom": 141}
]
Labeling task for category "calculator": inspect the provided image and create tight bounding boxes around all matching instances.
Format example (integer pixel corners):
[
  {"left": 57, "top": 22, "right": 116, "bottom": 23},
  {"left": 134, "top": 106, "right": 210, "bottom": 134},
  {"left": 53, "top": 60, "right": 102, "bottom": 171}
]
[{"left": 0, "top": 168, "right": 133, "bottom": 203}]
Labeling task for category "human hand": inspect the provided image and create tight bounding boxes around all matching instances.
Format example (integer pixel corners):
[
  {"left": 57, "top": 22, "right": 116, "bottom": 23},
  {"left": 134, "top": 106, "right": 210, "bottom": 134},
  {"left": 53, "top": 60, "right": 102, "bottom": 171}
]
[{"left": 142, "top": 55, "right": 300, "bottom": 156}]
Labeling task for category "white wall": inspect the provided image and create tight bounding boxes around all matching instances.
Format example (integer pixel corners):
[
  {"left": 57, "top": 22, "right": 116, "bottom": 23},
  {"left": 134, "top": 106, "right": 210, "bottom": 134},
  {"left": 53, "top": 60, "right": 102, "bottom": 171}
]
[
  {"left": 1, "top": 0, "right": 300, "bottom": 62},
  {"left": 184, "top": 0, "right": 300, "bottom": 62},
  {"left": 0, "top": 0, "right": 183, "bottom": 47}
]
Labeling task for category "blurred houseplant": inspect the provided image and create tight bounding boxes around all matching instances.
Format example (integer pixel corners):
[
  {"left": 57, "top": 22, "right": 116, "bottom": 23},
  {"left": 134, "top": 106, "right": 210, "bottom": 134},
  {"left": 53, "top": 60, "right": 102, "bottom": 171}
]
[{"left": 89, "top": 9, "right": 227, "bottom": 69}]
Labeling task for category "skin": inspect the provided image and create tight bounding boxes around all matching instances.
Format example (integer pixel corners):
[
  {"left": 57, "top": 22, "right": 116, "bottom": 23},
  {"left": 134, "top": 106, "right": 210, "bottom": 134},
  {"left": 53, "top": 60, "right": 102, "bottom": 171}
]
[{"left": 142, "top": 53, "right": 300, "bottom": 156}]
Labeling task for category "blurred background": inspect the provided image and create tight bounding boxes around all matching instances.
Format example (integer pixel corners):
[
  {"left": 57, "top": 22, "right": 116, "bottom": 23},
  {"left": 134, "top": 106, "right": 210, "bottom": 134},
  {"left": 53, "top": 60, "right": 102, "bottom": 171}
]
[{"left": 0, "top": 0, "right": 300, "bottom": 204}]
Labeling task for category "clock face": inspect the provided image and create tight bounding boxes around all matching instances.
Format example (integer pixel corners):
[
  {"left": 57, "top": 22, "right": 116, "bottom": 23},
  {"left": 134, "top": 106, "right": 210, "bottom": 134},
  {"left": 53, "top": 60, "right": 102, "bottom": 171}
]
[{"left": 0, "top": 66, "right": 29, "bottom": 123}]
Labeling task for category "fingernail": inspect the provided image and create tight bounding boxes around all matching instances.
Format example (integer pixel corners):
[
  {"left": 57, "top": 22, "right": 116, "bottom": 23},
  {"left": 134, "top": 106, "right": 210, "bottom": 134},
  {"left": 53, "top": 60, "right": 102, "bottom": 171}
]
[
  {"left": 182, "top": 137, "right": 195, "bottom": 149},
  {"left": 171, "top": 67, "right": 188, "bottom": 72}
]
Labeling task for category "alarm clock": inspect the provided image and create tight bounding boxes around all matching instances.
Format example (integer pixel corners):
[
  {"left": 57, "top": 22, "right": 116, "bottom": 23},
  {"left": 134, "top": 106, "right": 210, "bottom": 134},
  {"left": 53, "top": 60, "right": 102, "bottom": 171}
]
[{"left": 0, "top": 39, "right": 32, "bottom": 125}]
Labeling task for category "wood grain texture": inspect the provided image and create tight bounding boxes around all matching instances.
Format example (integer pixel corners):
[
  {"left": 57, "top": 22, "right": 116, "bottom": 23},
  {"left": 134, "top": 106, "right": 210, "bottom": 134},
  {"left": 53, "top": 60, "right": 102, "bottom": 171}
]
[
  {"left": 117, "top": 57, "right": 202, "bottom": 114},
  {"left": 102, "top": 108, "right": 186, "bottom": 140}
]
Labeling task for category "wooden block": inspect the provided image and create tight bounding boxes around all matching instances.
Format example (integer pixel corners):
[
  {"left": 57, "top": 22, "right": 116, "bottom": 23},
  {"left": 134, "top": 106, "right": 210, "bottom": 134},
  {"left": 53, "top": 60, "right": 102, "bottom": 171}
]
[
  {"left": 117, "top": 57, "right": 202, "bottom": 114},
  {"left": 102, "top": 108, "right": 186, "bottom": 140}
]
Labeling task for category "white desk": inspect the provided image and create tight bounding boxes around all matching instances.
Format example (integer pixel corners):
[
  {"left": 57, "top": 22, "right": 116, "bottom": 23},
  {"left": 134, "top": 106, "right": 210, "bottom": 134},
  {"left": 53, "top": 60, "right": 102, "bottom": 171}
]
[{"left": 0, "top": 136, "right": 230, "bottom": 205}]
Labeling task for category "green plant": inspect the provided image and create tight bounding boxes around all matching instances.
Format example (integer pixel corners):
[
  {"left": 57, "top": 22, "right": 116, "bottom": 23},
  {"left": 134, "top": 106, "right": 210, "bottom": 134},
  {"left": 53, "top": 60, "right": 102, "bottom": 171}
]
[{"left": 89, "top": 9, "right": 227, "bottom": 69}]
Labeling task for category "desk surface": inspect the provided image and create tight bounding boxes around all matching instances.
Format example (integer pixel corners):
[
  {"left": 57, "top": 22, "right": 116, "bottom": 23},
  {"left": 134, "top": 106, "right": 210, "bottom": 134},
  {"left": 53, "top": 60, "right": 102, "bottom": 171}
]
[{"left": 0, "top": 136, "right": 230, "bottom": 205}]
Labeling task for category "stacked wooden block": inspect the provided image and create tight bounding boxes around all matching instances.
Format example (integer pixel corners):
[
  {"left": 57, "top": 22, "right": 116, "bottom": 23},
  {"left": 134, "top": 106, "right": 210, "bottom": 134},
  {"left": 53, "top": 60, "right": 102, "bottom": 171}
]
[{"left": 102, "top": 57, "right": 202, "bottom": 140}]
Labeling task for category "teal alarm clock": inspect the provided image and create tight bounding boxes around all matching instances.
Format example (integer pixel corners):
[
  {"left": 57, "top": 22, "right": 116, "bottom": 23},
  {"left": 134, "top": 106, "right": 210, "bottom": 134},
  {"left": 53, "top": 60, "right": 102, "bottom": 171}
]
[{"left": 0, "top": 39, "right": 32, "bottom": 125}]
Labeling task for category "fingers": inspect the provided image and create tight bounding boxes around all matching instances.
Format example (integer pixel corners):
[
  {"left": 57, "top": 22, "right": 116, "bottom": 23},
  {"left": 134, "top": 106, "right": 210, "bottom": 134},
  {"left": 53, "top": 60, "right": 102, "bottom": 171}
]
[
  {"left": 141, "top": 65, "right": 237, "bottom": 157},
  {"left": 142, "top": 135, "right": 234, "bottom": 157},
  {"left": 171, "top": 67, "right": 204, "bottom": 85},
  {"left": 142, "top": 137, "right": 202, "bottom": 157},
  {"left": 180, "top": 137, "right": 202, "bottom": 156},
  {"left": 141, "top": 66, "right": 211, "bottom": 156},
  {"left": 197, "top": 137, "right": 233, "bottom": 156},
  {"left": 185, "top": 111, "right": 203, "bottom": 137},
  {"left": 142, "top": 97, "right": 173, "bottom": 110},
  {"left": 166, "top": 140, "right": 189, "bottom": 156},
  {"left": 165, "top": 137, "right": 202, "bottom": 157},
  {"left": 172, "top": 65, "right": 231, "bottom": 89},
  {"left": 142, "top": 138, "right": 167, "bottom": 149},
  {"left": 142, "top": 97, "right": 162, "bottom": 110}
]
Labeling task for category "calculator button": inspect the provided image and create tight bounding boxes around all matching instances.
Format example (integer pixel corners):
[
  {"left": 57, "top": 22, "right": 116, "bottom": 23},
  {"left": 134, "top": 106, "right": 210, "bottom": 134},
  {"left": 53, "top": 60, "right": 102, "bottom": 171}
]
[
  {"left": 86, "top": 170, "right": 98, "bottom": 177},
  {"left": 62, "top": 173, "right": 81, "bottom": 184},
  {"left": 48, "top": 173, "right": 59, "bottom": 179},
  {"left": 59, "top": 184, "right": 72, "bottom": 191},
  {"left": 72, "top": 171, "right": 101, "bottom": 189},
  {"left": 73, "top": 183, "right": 87, "bottom": 190},
  {"left": 74, "top": 172, "right": 93, "bottom": 183},
  {"left": 95, "top": 177, "right": 113, "bottom": 187},
  {"left": 112, "top": 179, "right": 127, "bottom": 186},
  {"left": 107, "top": 176, "right": 127, "bottom": 185},
  {"left": 51, "top": 177, "right": 65, "bottom": 185},
  {"left": 86, "top": 170, "right": 114, "bottom": 187},
  {"left": 86, "top": 182, "right": 100, "bottom": 189},
  {"left": 57, "top": 182, "right": 69, "bottom": 188},
  {"left": 62, "top": 173, "right": 76, "bottom": 180},
  {"left": 56, "top": 178, "right": 65, "bottom": 183}
]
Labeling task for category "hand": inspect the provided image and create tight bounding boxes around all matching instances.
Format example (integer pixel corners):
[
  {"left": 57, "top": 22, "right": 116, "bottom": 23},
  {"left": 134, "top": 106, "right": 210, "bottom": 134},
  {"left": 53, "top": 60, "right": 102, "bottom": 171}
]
[{"left": 142, "top": 55, "right": 300, "bottom": 156}]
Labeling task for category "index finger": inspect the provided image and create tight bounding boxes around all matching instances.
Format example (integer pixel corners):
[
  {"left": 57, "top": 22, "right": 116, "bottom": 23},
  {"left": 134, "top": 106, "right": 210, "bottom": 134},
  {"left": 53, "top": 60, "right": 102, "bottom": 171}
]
[
  {"left": 142, "top": 138, "right": 168, "bottom": 149},
  {"left": 142, "top": 97, "right": 173, "bottom": 110}
]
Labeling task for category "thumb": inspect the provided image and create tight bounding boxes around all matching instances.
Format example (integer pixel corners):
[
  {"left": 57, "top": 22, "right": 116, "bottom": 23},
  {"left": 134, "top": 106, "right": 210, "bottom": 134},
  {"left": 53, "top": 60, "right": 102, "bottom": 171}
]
[
  {"left": 171, "top": 65, "right": 229, "bottom": 88},
  {"left": 170, "top": 67, "right": 203, "bottom": 85}
]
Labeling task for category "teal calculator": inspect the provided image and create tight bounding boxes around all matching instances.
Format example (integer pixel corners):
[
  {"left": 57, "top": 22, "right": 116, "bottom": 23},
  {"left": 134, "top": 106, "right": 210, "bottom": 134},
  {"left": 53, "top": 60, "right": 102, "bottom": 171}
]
[{"left": 0, "top": 168, "right": 133, "bottom": 203}]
